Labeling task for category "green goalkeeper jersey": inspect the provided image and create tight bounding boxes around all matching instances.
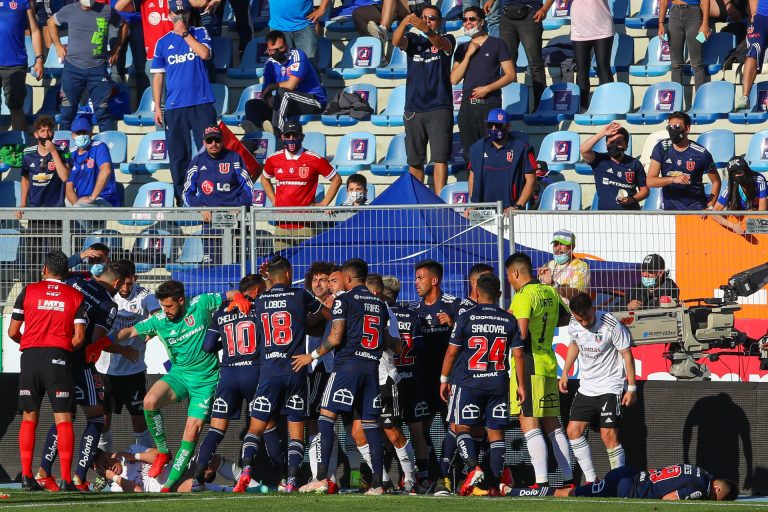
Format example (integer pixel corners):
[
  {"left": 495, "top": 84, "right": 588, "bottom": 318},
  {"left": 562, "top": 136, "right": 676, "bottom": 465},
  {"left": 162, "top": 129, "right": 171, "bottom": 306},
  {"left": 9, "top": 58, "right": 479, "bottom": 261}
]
[{"left": 135, "top": 292, "right": 223, "bottom": 377}]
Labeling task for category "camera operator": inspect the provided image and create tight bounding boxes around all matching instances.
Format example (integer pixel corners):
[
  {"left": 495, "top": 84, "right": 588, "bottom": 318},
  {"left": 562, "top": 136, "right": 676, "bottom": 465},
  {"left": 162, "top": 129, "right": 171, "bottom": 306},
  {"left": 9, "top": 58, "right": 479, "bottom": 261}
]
[{"left": 623, "top": 254, "right": 679, "bottom": 311}]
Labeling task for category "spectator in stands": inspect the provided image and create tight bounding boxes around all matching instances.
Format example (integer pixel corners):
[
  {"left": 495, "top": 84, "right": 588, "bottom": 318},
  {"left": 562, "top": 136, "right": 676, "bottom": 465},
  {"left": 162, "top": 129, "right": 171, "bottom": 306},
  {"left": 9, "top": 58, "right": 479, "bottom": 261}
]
[
  {"left": 647, "top": 111, "right": 721, "bottom": 211},
  {"left": 151, "top": 0, "right": 216, "bottom": 206},
  {"left": 392, "top": 7, "right": 455, "bottom": 194},
  {"left": 0, "top": 0, "right": 43, "bottom": 131},
  {"left": 67, "top": 242, "right": 111, "bottom": 271},
  {"left": 658, "top": 0, "right": 710, "bottom": 90},
  {"left": 65, "top": 116, "right": 122, "bottom": 208},
  {"left": 623, "top": 253, "right": 679, "bottom": 310},
  {"left": 341, "top": 173, "right": 371, "bottom": 206},
  {"left": 467, "top": 108, "right": 536, "bottom": 212},
  {"left": 711, "top": 156, "right": 768, "bottom": 234},
  {"left": 269, "top": 0, "right": 322, "bottom": 61},
  {"left": 18, "top": 115, "right": 69, "bottom": 216},
  {"left": 580, "top": 122, "right": 649, "bottom": 210},
  {"left": 183, "top": 126, "right": 254, "bottom": 223},
  {"left": 241, "top": 30, "right": 327, "bottom": 136},
  {"left": 451, "top": 6, "right": 516, "bottom": 162},
  {"left": 538, "top": 229, "right": 590, "bottom": 301},
  {"left": 735, "top": 1, "right": 767, "bottom": 110},
  {"left": 114, "top": 0, "right": 173, "bottom": 80},
  {"left": 488, "top": 0, "right": 551, "bottom": 109},
  {"left": 108, "top": 0, "right": 149, "bottom": 106},
  {"left": 570, "top": 0, "right": 614, "bottom": 111},
  {"left": 48, "top": 0, "right": 120, "bottom": 132},
  {"left": 355, "top": 0, "right": 412, "bottom": 43}
]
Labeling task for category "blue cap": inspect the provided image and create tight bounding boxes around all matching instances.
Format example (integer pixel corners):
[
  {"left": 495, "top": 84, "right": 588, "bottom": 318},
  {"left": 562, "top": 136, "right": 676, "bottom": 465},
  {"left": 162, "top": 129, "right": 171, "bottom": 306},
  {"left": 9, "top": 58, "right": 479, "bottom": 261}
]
[
  {"left": 171, "top": 0, "right": 189, "bottom": 12},
  {"left": 71, "top": 116, "right": 92, "bottom": 134},
  {"left": 486, "top": 108, "right": 509, "bottom": 124}
]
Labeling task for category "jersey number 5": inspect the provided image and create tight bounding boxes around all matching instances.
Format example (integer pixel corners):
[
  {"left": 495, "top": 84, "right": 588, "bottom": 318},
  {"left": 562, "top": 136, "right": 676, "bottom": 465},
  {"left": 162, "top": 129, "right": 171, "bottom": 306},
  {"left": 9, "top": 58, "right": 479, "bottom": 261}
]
[
  {"left": 261, "top": 312, "right": 293, "bottom": 346},
  {"left": 362, "top": 315, "right": 380, "bottom": 349},
  {"left": 223, "top": 320, "right": 257, "bottom": 357},
  {"left": 467, "top": 336, "right": 507, "bottom": 371}
]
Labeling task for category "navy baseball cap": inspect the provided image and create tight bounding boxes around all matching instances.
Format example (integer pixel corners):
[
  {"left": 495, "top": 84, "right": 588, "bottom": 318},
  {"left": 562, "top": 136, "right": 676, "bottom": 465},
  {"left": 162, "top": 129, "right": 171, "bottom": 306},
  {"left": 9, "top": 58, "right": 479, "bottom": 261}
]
[
  {"left": 171, "top": 0, "right": 189, "bottom": 12},
  {"left": 282, "top": 120, "right": 303, "bottom": 136},
  {"left": 71, "top": 116, "right": 92, "bottom": 133},
  {"left": 486, "top": 108, "right": 509, "bottom": 125}
]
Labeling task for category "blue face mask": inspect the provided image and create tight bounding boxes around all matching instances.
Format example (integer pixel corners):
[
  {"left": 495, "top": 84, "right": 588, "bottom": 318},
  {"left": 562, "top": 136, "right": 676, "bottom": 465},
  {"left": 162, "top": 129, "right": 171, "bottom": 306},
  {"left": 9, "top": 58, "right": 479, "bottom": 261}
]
[
  {"left": 553, "top": 252, "right": 570, "bottom": 265},
  {"left": 74, "top": 134, "right": 91, "bottom": 149},
  {"left": 90, "top": 263, "right": 104, "bottom": 276},
  {"left": 488, "top": 128, "right": 505, "bottom": 143},
  {"left": 641, "top": 276, "right": 657, "bottom": 288},
  {"left": 283, "top": 137, "right": 301, "bottom": 153}
]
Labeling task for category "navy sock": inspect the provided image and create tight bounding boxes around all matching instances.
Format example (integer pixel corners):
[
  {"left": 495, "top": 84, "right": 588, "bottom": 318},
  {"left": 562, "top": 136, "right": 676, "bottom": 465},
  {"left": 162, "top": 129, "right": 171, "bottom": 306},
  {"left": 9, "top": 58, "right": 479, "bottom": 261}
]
[
  {"left": 440, "top": 430, "right": 457, "bottom": 477},
  {"left": 287, "top": 439, "right": 304, "bottom": 480},
  {"left": 195, "top": 427, "right": 225, "bottom": 480},
  {"left": 489, "top": 441, "right": 505, "bottom": 481},
  {"left": 456, "top": 433, "right": 478, "bottom": 469},
  {"left": 39, "top": 423, "right": 59, "bottom": 476},
  {"left": 75, "top": 417, "right": 105, "bottom": 481},
  {"left": 241, "top": 433, "right": 262, "bottom": 469},
  {"left": 317, "top": 414, "right": 335, "bottom": 480},
  {"left": 263, "top": 426, "right": 284, "bottom": 470},
  {"left": 362, "top": 422, "right": 383, "bottom": 489}
]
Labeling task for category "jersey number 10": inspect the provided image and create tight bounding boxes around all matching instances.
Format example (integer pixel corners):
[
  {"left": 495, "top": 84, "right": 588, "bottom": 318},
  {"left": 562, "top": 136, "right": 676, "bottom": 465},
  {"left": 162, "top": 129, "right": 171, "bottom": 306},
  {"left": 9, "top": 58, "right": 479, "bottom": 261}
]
[{"left": 223, "top": 320, "right": 257, "bottom": 357}]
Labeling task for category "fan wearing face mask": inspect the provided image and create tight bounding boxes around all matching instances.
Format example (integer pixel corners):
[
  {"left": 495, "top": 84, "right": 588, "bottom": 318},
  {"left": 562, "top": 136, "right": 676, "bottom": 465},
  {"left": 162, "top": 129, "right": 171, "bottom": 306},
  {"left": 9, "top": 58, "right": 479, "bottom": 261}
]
[
  {"left": 710, "top": 156, "right": 768, "bottom": 234},
  {"left": 647, "top": 111, "right": 721, "bottom": 211},
  {"left": 65, "top": 116, "right": 122, "bottom": 208},
  {"left": 538, "top": 229, "right": 590, "bottom": 302},
  {"left": 623, "top": 253, "right": 679, "bottom": 311},
  {"left": 581, "top": 121, "right": 649, "bottom": 211}
]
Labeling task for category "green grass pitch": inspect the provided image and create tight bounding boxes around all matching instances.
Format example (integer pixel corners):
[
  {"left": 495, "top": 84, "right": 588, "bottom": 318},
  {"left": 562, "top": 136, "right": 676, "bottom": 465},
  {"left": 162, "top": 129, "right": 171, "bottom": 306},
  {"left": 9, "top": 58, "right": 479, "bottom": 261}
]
[{"left": 0, "top": 492, "right": 766, "bottom": 512}]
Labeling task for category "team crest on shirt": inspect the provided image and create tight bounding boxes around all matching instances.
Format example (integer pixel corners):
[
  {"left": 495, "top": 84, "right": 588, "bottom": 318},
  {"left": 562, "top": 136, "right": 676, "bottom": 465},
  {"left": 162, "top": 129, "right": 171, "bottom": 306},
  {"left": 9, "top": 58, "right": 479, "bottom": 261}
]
[
  {"left": 595, "top": 333, "right": 604, "bottom": 344},
  {"left": 86, "top": 159, "right": 94, "bottom": 168},
  {"left": 686, "top": 161, "right": 695, "bottom": 171},
  {"left": 298, "top": 165, "right": 309, "bottom": 178},
  {"left": 47, "top": 161, "right": 55, "bottom": 171},
  {"left": 10, "top": 1, "right": 18, "bottom": 8},
  {"left": 625, "top": 171, "right": 635, "bottom": 183},
  {"left": 431, "top": 45, "right": 438, "bottom": 53},
  {"left": 507, "top": 151, "right": 514, "bottom": 162},
  {"left": 185, "top": 315, "right": 195, "bottom": 327},
  {"left": 218, "top": 162, "right": 230, "bottom": 174}
]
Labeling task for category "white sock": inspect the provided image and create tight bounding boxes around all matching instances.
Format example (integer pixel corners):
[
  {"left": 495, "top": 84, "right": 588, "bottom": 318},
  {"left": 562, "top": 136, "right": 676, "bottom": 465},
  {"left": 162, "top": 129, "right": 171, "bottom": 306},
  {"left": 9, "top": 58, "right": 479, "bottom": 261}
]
[
  {"left": 524, "top": 429, "right": 549, "bottom": 484},
  {"left": 329, "top": 435, "right": 339, "bottom": 483},
  {"left": 395, "top": 442, "right": 415, "bottom": 482},
  {"left": 607, "top": 445, "right": 625, "bottom": 470},
  {"left": 359, "top": 443, "right": 372, "bottom": 471},
  {"left": 345, "top": 425, "right": 361, "bottom": 470},
  {"left": 309, "top": 433, "right": 320, "bottom": 479},
  {"left": 99, "top": 430, "right": 113, "bottom": 452},
  {"left": 135, "top": 429, "right": 153, "bottom": 449},
  {"left": 570, "top": 436, "right": 597, "bottom": 482},
  {"left": 548, "top": 428, "right": 573, "bottom": 481},
  {"left": 217, "top": 457, "right": 240, "bottom": 482}
]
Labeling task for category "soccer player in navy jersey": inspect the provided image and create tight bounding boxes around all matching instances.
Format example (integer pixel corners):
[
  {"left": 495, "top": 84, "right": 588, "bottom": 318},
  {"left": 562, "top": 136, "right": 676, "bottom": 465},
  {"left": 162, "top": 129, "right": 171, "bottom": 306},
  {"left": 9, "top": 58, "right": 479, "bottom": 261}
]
[
  {"left": 506, "top": 463, "right": 737, "bottom": 501},
  {"left": 440, "top": 274, "right": 525, "bottom": 496},
  {"left": 233, "top": 257, "right": 331, "bottom": 493},
  {"left": 292, "top": 258, "right": 396, "bottom": 495},
  {"left": 190, "top": 274, "right": 266, "bottom": 491}
]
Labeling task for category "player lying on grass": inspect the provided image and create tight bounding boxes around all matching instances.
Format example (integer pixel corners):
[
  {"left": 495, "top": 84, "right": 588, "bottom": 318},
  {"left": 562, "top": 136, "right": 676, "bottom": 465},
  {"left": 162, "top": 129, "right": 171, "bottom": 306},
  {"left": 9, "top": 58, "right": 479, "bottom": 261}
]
[
  {"left": 504, "top": 464, "right": 738, "bottom": 501},
  {"left": 91, "top": 446, "right": 241, "bottom": 493}
]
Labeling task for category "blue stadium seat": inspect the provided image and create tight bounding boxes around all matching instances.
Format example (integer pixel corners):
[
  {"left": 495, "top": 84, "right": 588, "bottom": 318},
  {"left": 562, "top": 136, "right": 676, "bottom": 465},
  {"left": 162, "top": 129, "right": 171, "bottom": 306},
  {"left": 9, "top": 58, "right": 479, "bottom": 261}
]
[
  {"left": 626, "top": 82, "right": 683, "bottom": 125},
  {"left": 327, "top": 37, "right": 382, "bottom": 80},
  {"left": 317, "top": 37, "right": 332, "bottom": 73},
  {"left": 120, "top": 182, "right": 175, "bottom": 226},
  {"left": 35, "top": 83, "right": 62, "bottom": 120},
  {"left": 0, "top": 229, "right": 21, "bottom": 262},
  {"left": 0, "top": 85, "right": 32, "bottom": 123},
  {"left": 441, "top": 0, "right": 463, "bottom": 31},
  {"left": 53, "top": 130, "right": 73, "bottom": 152},
  {"left": 745, "top": 130, "right": 768, "bottom": 172},
  {"left": 502, "top": 82, "right": 529, "bottom": 120},
  {"left": 25, "top": 35, "right": 35, "bottom": 70},
  {"left": 324, "top": 15, "right": 356, "bottom": 32},
  {"left": 44, "top": 36, "right": 66, "bottom": 78},
  {"left": 375, "top": 47, "right": 408, "bottom": 79},
  {"left": 629, "top": 36, "right": 673, "bottom": 77},
  {"left": 242, "top": 131, "right": 276, "bottom": 164},
  {"left": 212, "top": 83, "right": 229, "bottom": 116},
  {"left": 251, "top": 182, "right": 272, "bottom": 208},
  {"left": 321, "top": 84, "right": 378, "bottom": 126},
  {"left": 729, "top": 81, "right": 768, "bottom": 124},
  {"left": 371, "top": 133, "right": 408, "bottom": 176},
  {"left": 439, "top": 181, "right": 469, "bottom": 204},
  {"left": 626, "top": 0, "right": 665, "bottom": 28},
  {"left": 93, "top": 131, "right": 127, "bottom": 165},
  {"left": 697, "top": 129, "right": 734, "bottom": 168},
  {"left": 642, "top": 186, "right": 663, "bottom": 210},
  {"left": 0, "top": 181, "right": 22, "bottom": 207},
  {"left": 686, "top": 32, "right": 735, "bottom": 76},
  {"left": 590, "top": 193, "right": 600, "bottom": 210},
  {"left": 131, "top": 227, "right": 176, "bottom": 273},
  {"left": 538, "top": 181, "right": 582, "bottom": 210},
  {"left": 610, "top": 0, "right": 630, "bottom": 20},
  {"left": 543, "top": 0, "right": 571, "bottom": 30},
  {"left": 119, "top": 131, "right": 169, "bottom": 174},
  {"left": 686, "top": 81, "right": 734, "bottom": 124},
  {"left": 371, "top": 85, "right": 405, "bottom": 127},
  {"left": 249, "top": 0, "right": 270, "bottom": 31},
  {"left": 0, "top": 131, "right": 28, "bottom": 173},
  {"left": 523, "top": 82, "right": 580, "bottom": 125},
  {"left": 167, "top": 234, "right": 204, "bottom": 271},
  {"left": 222, "top": 84, "right": 263, "bottom": 126},
  {"left": 574, "top": 82, "right": 632, "bottom": 125},
  {"left": 427, "top": 132, "right": 465, "bottom": 175},
  {"left": 590, "top": 34, "right": 633, "bottom": 75},
  {"left": 303, "top": 132, "right": 326, "bottom": 156},
  {"left": 123, "top": 88, "right": 156, "bottom": 126},
  {"left": 226, "top": 37, "right": 267, "bottom": 79},
  {"left": 515, "top": 42, "right": 529, "bottom": 72},
  {"left": 331, "top": 132, "right": 376, "bottom": 175},
  {"left": 212, "top": 36, "right": 233, "bottom": 73},
  {"left": 82, "top": 229, "right": 123, "bottom": 256},
  {"left": 335, "top": 183, "right": 377, "bottom": 205},
  {"left": 537, "top": 130, "right": 580, "bottom": 171},
  {"left": 574, "top": 134, "right": 634, "bottom": 174},
  {"left": 451, "top": 84, "right": 463, "bottom": 123}
]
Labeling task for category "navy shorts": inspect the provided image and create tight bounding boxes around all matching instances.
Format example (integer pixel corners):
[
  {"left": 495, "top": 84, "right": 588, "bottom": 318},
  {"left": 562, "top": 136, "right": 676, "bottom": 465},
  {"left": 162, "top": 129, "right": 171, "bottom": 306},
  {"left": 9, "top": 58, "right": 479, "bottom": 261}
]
[
  {"left": 250, "top": 372, "right": 309, "bottom": 423},
  {"left": 320, "top": 371, "right": 381, "bottom": 421},
  {"left": 73, "top": 365, "right": 105, "bottom": 407},
  {"left": 212, "top": 365, "right": 261, "bottom": 420},
  {"left": 446, "top": 385, "right": 509, "bottom": 430},
  {"left": 574, "top": 466, "right": 640, "bottom": 498},
  {"left": 308, "top": 369, "right": 330, "bottom": 418},
  {"left": 747, "top": 15, "right": 768, "bottom": 71},
  {"left": 397, "top": 378, "right": 430, "bottom": 424}
]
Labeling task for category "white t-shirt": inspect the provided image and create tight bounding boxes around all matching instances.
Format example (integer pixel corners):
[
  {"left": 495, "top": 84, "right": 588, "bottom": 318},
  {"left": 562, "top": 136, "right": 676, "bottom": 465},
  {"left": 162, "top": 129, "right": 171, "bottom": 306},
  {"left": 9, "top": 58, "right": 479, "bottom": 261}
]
[
  {"left": 97, "top": 285, "right": 160, "bottom": 376},
  {"left": 568, "top": 310, "right": 630, "bottom": 396},
  {"left": 570, "top": 0, "right": 615, "bottom": 41},
  {"left": 109, "top": 445, "right": 169, "bottom": 492},
  {"left": 379, "top": 305, "right": 402, "bottom": 385}
]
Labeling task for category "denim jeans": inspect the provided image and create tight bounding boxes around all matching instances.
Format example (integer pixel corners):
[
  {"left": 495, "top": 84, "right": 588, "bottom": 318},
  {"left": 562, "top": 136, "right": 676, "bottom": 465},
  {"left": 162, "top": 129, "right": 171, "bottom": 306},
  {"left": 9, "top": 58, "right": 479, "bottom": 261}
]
[
  {"left": 282, "top": 25, "right": 318, "bottom": 61},
  {"left": 668, "top": 4, "right": 707, "bottom": 89},
  {"left": 60, "top": 62, "right": 117, "bottom": 132},
  {"left": 499, "top": 5, "right": 545, "bottom": 107}
]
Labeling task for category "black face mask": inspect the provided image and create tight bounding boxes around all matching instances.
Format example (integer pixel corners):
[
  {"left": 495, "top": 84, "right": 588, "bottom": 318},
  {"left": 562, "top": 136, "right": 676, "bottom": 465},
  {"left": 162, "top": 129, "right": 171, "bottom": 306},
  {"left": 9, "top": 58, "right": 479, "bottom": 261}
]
[
  {"left": 732, "top": 172, "right": 749, "bottom": 185},
  {"left": 607, "top": 143, "right": 625, "bottom": 159},
  {"left": 37, "top": 136, "right": 51, "bottom": 145},
  {"left": 271, "top": 50, "right": 288, "bottom": 63},
  {"left": 667, "top": 126, "right": 685, "bottom": 144}
]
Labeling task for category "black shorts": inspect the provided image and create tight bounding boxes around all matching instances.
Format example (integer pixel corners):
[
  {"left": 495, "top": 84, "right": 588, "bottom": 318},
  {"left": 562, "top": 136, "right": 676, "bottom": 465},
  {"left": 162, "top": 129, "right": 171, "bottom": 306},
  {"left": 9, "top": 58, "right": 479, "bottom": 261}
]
[
  {"left": 308, "top": 368, "right": 330, "bottom": 418},
  {"left": 103, "top": 372, "right": 146, "bottom": 416},
  {"left": 0, "top": 66, "right": 27, "bottom": 110},
  {"left": 404, "top": 108, "right": 454, "bottom": 166},
  {"left": 397, "top": 378, "right": 431, "bottom": 424},
  {"left": 73, "top": 365, "right": 105, "bottom": 407},
  {"left": 379, "top": 376, "right": 401, "bottom": 428},
  {"left": 569, "top": 391, "right": 622, "bottom": 429},
  {"left": 18, "top": 347, "right": 75, "bottom": 413}
]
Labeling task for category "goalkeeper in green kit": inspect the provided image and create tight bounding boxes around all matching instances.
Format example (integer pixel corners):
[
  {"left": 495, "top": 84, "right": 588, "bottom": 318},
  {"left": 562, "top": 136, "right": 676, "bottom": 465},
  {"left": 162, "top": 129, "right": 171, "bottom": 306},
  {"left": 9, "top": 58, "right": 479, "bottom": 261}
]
[{"left": 116, "top": 280, "right": 252, "bottom": 492}]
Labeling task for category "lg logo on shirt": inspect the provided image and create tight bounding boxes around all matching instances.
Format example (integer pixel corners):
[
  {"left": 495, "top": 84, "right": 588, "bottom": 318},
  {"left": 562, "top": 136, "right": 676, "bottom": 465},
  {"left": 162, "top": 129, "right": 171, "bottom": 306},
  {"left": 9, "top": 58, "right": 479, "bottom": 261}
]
[
  {"left": 201, "top": 180, "right": 231, "bottom": 195},
  {"left": 167, "top": 52, "right": 197, "bottom": 65}
]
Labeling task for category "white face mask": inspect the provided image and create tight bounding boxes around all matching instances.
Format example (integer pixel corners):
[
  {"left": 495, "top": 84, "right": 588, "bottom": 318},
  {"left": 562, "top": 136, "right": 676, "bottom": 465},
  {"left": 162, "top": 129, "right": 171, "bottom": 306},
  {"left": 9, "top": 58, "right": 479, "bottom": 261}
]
[
  {"left": 80, "top": 0, "right": 94, "bottom": 7},
  {"left": 347, "top": 191, "right": 366, "bottom": 204},
  {"left": 465, "top": 25, "right": 482, "bottom": 37}
]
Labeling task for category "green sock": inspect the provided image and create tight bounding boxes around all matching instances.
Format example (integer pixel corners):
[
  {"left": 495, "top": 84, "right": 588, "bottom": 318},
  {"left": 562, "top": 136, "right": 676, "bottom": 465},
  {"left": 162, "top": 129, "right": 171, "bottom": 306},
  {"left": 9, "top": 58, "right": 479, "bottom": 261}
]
[
  {"left": 165, "top": 439, "right": 196, "bottom": 489},
  {"left": 143, "top": 409, "right": 168, "bottom": 454}
]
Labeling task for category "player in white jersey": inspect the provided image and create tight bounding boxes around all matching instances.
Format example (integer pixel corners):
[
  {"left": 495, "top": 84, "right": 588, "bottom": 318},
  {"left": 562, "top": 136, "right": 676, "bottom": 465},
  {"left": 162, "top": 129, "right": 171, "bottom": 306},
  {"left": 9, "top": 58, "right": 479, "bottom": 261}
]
[
  {"left": 559, "top": 293, "right": 637, "bottom": 483},
  {"left": 97, "top": 262, "right": 160, "bottom": 455}
]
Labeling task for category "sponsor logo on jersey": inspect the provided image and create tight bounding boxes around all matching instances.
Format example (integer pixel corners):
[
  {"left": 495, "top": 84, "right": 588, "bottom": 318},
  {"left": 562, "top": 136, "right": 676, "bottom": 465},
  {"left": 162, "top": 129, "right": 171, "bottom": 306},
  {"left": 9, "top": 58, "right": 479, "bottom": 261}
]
[
  {"left": 333, "top": 388, "right": 354, "bottom": 406},
  {"left": 38, "top": 299, "right": 65, "bottom": 312},
  {"left": 19, "top": 389, "right": 31, "bottom": 396},
  {"left": 251, "top": 396, "right": 272, "bottom": 413},
  {"left": 201, "top": 180, "right": 214, "bottom": 195},
  {"left": 55, "top": 391, "right": 69, "bottom": 398},
  {"left": 167, "top": 52, "right": 197, "bottom": 65}
]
